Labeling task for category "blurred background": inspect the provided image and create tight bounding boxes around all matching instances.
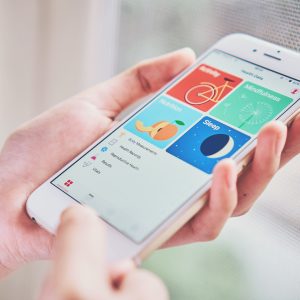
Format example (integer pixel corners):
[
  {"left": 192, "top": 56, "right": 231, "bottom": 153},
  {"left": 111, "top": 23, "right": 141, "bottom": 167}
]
[{"left": 0, "top": 0, "right": 300, "bottom": 299}]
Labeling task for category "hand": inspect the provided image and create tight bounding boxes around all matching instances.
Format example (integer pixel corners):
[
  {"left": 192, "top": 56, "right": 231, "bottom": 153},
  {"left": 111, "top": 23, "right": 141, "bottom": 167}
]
[
  {"left": 39, "top": 206, "right": 168, "bottom": 300},
  {"left": 0, "top": 48, "right": 299, "bottom": 276},
  {"left": 0, "top": 48, "right": 196, "bottom": 275},
  {"left": 166, "top": 120, "right": 290, "bottom": 246}
]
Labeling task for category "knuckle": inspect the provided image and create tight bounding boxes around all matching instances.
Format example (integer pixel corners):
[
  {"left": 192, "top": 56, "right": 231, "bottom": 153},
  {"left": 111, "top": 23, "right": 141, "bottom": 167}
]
[
  {"left": 253, "top": 163, "right": 277, "bottom": 182},
  {"left": 191, "top": 221, "right": 220, "bottom": 241},
  {"left": 222, "top": 196, "right": 238, "bottom": 213},
  {"left": 262, "top": 166, "right": 278, "bottom": 181},
  {"left": 5, "top": 128, "right": 27, "bottom": 144},
  {"left": 205, "top": 229, "right": 220, "bottom": 241},
  {"left": 190, "top": 219, "right": 219, "bottom": 241},
  {"left": 134, "top": 61, "right": 153, "bottom": 93}
]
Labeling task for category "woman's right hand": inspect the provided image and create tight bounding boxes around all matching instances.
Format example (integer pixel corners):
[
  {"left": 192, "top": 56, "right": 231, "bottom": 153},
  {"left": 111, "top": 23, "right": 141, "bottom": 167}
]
[{"left": 40, "top": 206, "right": 168, "bottom": 300}]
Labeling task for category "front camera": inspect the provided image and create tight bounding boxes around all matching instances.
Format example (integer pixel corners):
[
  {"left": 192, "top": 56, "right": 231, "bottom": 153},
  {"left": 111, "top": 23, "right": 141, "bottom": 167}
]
[{"left": 252, "top": 49, "right": 257, "bottom": 52}]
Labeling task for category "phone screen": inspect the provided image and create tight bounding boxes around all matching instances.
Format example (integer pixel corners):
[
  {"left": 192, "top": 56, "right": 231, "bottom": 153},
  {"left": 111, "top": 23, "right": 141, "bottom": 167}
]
[{"left": 52, "top": 50, "right": 300, "bottom": 243}]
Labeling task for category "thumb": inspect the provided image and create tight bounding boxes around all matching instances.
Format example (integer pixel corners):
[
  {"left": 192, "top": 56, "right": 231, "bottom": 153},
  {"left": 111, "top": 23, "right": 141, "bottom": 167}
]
[
  {"left": 87, "top": 48, "right": 196, "bottom": 115},
  {"left": 40, "top": 205, "right": 110, "bottom": 300}
]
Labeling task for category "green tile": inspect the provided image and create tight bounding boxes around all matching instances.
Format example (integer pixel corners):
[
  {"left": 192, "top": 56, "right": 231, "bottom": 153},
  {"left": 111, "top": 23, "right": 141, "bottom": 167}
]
[{"left": 210, "top": 82, "right": 292, "bottom": 134}]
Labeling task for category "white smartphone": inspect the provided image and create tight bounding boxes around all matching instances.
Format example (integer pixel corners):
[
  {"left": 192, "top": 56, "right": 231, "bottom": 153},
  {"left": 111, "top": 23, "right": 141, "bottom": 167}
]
[{"left": 27, "top": 34, "right": 300, "bottom": 264}]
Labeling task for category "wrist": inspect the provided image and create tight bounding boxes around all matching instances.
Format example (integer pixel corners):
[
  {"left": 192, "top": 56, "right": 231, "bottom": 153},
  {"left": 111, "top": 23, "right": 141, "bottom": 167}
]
[
  {"left": 0, "top": 210, "right": 19, "bottom": 277},
  {"left": 0, "top": 169, "right": 38, "bottom": 277}
]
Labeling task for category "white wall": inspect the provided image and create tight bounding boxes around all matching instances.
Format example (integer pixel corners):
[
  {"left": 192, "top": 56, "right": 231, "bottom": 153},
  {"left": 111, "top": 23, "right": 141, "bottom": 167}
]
[
  {"left": 0, "top": 0, "right": 119, "bottom": 144},
  {"left": 0, "top": 1, "right": 119, "bottom": 299}
]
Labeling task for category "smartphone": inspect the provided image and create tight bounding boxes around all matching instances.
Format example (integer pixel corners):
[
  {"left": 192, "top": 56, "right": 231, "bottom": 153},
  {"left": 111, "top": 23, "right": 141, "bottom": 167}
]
[{"left": 27, "top": 34, "right": 300, "bottom": 263}]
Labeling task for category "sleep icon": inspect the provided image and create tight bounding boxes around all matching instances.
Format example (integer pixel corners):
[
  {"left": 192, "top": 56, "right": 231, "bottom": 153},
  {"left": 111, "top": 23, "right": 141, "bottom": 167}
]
[
  {"left": 167, "top": 116, "right": 250, "bottom": 174},
  {"left": 200, "top": 134, "right": 234, "bottom": 158}
]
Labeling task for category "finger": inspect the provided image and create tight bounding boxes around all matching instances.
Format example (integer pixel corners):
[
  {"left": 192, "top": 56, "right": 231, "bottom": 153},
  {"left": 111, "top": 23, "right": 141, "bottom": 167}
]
[
  {"left": 83, "top": 48, "right": 196, "bottom": 117},
  {"left": 166, "top": 159, "right": 237, "bottom": 246},
  {"left": 120, "top": 269, "right": 169, "bottom": 300},
  {"left": 109, "top": 260, "right": 135, "bottom": 289},
  {"left": 280, "top": 113, "right": 300, "bottom": 167},
  {"left": 234, "top": 121, "right": 287, "bottom": 216},
  {"left": 50, "top": 205, "right": 110, "bottom": 300},
  {"left": 190, "top": 159, "right": 238, "bottom": 241}
]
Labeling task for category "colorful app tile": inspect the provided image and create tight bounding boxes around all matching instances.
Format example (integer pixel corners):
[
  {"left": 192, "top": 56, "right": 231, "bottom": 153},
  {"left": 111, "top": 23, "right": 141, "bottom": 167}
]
[
  {"left": 210, "top": 82, "right": 293, "bottom": 134},
  {"left": 124, "top": 95, "right": 201, "bottom": 148},
  {"left": 167, "top": 116, "right": 250, "bottom": 174},
  {"left": 167, "top": 64, "right": 243, "bottom": 112}
]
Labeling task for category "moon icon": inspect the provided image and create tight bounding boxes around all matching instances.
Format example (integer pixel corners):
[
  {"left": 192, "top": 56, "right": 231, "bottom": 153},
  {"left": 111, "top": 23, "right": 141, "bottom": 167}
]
[{"left": 200, "top": 134, "right": 235, "bottom": 158}]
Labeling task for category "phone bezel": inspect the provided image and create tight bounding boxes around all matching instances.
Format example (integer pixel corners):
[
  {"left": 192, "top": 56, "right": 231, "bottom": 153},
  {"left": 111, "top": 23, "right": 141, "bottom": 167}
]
[{"left": 26, "top": 33, "right": 300, "bottom": 263}]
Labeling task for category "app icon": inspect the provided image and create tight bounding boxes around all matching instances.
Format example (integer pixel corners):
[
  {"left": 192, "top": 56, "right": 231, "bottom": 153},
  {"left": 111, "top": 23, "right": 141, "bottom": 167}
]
[
  {"left": 291, "top": 88, "right": 299, "bottom": 95},
  {"left": 210, "top": 82, "right": 293, "bottom": 134},
  {"left": 167, "top": 64, "right": 242, "bottom": 112},
  {"left": 167, "top": 117, "right": 250, "bottom": 174},
  {"left": 200, "top": 134, "right": 234, "bottom": 158},
  {"left": 108, "top": 138, "right": 118, "bottom": 146},
  {"left": 118, "top": 132, "right": 126, "bottom": 138},
  {"left": 82, "top": 155, "right": 98, "bottom": 167},
  {"left": 124, "top": 95, "right": 201, "bottom": 148},
  {"left": 82, "top": 161, "right": 92, "bottom": 167},
  {"left": 64, "top": 179, "right": 74, "bottom": 187},
  {"left": 100, "top": 146, "right": 108, "bottom": 152},
  {"left": 135, "top": 119, "right": 185, "bottom": 141}
]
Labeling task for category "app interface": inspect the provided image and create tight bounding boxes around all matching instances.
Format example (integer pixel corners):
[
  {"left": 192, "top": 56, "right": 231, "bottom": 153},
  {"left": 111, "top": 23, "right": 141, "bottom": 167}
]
[{"left": 52, "top": 50, "right": 299, "bottom": 243}]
